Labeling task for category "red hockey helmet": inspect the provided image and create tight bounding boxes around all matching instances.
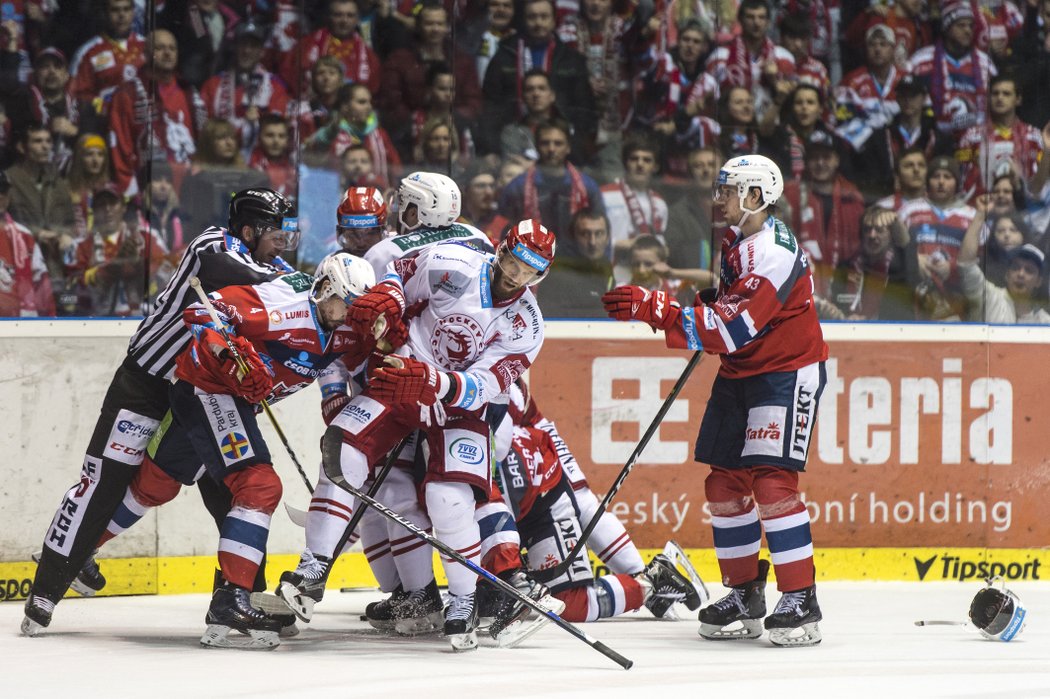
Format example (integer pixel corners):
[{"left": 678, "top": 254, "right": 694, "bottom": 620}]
[
  {"left": 337, "top": 187, "right": 388, "bottom": 255},
  {"left": 498, "top": 219, "right": 556, "bottom": 286}
]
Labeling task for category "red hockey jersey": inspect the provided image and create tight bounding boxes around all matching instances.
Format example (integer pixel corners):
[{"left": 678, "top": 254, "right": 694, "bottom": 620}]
[
  {"left": 664, "top": 216, "right": 828, "bottom": 379},
  {"left": 176, "top": 271, "right": 370, "bottom": 403}
]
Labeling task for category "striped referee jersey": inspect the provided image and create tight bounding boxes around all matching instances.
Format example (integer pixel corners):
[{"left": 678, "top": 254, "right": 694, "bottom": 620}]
[{"left": 127, "top": 227, "right": 293, "bottom": 379}]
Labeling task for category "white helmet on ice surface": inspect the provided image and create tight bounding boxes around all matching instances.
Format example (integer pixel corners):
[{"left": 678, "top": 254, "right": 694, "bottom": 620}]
[
  {"left": 398, "top": 171, "right": 461, "bottom": 231},
  {"left": 968, "top": 578, "right": 1028, "bottom": 642},
  {"left": 310, "top": 252, "right": 376, "bottom": 305},
  {"left": 714, "top": 154, "right": 783, "bottom": 219}
]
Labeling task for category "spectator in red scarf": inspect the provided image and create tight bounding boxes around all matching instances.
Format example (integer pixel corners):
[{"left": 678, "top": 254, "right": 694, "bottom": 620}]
[
  {"left": 845, "top": 0, "right": 931, "bottom": 72},
  {"left": 280, "top": 0, "right": 381, "bottom": 96},
  {"left": 19, "top": 48, "right": 82, "bottom": 173},
  {"left": 777, "top": 14, "right": 831, "bottom": 108},
  {"left": 782, "top": 130, "right": 865, "bottom": 302},
  {"left": 249, "top": 113, "right": 295, "bottom": 200},
  {"left": 704, "top": 0, "right": 795, "bottom": 120},
  {"left": 399, "top": 62, "right": 475, "bottom": 165},
  {"left": 307, "top": 83, "right": 400, "bottom": 188},
  {"left": 480, "top": 0, "right": 596, "bottom": 160},
  {"left": 498, "top": 118, "right": 602, "bottom": 236},
  {"left": 69, "top": 0, "right": 145, "bottom": 115},
  {"left": 716, "top": 85, "right": 759, "bottom": 160},
  {"left": 0, "top": 170, "right": 54, "bottom": 317},
  {"left": 200, "top": 19, "right": 290, "bottom": 156},
  {"left": 760, "top": 83, "right": 834, "bottom": 184},
  {"left": 601, "top": 133, "right": 668, "bottom": 261}
]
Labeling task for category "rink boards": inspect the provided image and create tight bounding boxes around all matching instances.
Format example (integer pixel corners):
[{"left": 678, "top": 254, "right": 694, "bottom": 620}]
[{"left": 2, "top": 319, "right": 1049, "bottom": 600}]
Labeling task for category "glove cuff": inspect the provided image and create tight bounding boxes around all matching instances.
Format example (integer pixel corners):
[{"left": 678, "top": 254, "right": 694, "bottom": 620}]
[{"left": 436, "top": 370, "right": 451, "bottom": 402}]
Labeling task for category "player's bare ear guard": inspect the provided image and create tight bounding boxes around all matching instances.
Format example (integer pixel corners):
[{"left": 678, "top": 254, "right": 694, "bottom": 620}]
[{"left": 968, "top": 577, "right": 1027, "bottom": 641}]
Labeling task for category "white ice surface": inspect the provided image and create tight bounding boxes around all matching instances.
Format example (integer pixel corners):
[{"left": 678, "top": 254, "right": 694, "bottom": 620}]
[{"left": 3, "top": 582, "right": 1048, "bottom": 698}]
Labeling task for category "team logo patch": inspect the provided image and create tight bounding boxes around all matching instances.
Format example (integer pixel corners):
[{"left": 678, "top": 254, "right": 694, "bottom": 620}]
[
  {"left": 431, "top": 314, "right": 485, "bottom": 369},
  {"left": 221, "top": 432, "right": 251, "bottom": 460},
  {"left": 449, "top": 437, "right": 485, "bottom": 466},
  {"left": 741, "top": 405, "right": 787, "bottom": 458},
  {"left": 269, "top": 310, "right": 283, "bottom": 324},
  {"left": 103, "top": 409, "right": 159, "bottom": 465}
]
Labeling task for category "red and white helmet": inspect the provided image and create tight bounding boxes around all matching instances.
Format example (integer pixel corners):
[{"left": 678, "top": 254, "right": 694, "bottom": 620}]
[
  {"left": 337, "top": 187, "right": 387, "bottom": 254},
  {"left": 499, "top": 218, "right": 557, "bottom": 284}
]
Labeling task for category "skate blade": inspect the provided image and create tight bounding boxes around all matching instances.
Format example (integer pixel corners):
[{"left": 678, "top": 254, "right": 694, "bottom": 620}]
[
  {"left": 768, "top": 622, "right": 822, "bottom": 647},
  {"left": 69, "top": 578, "right": 101, "bottom": 597},
  {"left": 495, "top": 595, "right": 566, "bottom": 649},
  {"left": 201, "top": 624, "right": 280, "bottom": 650},
  {"left": 662, "top": 541, "right": 708, "bottom": 608},
  {"left": 448, "top": 630, "right": 478, "bottom": 652},
  {"left": 277, "top": 582, "right": 316, "bottom": 623},
  {"left": 394, "top": 611, "right": 444, "bottom": 636},
  {"left": 366, "top": 618, "right": 398, "bottom": 632},
  {"left": 698, "top": 619, "right": 764, "bottom": 640},
  {"left": 21, "top": 616, "right": 44, "bottom": 637}
]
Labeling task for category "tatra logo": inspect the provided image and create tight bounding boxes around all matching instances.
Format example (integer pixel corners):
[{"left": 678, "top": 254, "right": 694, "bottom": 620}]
[{"left": 746, "top": 422, "right": 781, "bottom": 441}]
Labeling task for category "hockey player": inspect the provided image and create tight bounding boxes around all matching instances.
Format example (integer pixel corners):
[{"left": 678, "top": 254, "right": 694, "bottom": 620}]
[
  {"left": 490, "top": 383, "right": 702, "bottom": 625},
  {"left": 112, "top": 252, "right": 376, "bottom": 649},
  {"left": 602, "top": 154, "right": 829, "bottom": 647},
  {"left": 280, "top": 173, "right": 496, "bottom": 634},
  {"left": 22, "top": 188, "right": 297, "bottom": 637},
  {"left": 335, "top": 186, "right": 389, "bottom": 257},
  {"left": 313, "top": 218, "right": 555, "bottom": 651}
]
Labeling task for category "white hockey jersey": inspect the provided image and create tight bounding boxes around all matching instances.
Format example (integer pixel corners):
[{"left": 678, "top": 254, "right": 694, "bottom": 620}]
[{"left": 384, "top": 241, "right": 545, "bottom": 412}]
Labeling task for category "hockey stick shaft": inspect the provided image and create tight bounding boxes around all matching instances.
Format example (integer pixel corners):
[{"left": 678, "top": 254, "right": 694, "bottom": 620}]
[
  {"left": 189, "top": 277, "right": 315, "bottom": 494},
  {"left": 320, "top": 427, "right": 633, "bottom": 670},
  {"left": 546, "top": 350, "right": 703, "bottom": 578},
  {"left": 914, "top": 620, "right": 968, "bottom": 626}
]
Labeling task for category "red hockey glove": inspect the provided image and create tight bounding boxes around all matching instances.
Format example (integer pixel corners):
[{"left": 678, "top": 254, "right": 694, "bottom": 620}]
[
  {"left": 369, "top": 356, "right": 444, "bottom": 406},
  {"left": 601, "top": 286, "right": 680, "bottom": 330},
  {"left": 347, "top": 283, "right": 406, "bottom": 343},
  {"left": 321, "top": 394, "right": 351, "bottom": 425},
  {"left": 193, "top": 332, "right": 273, "bottom": 403}
]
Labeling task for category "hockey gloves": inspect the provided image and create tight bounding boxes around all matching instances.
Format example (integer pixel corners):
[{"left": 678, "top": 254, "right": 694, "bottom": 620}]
[
  {"left": 348, "top": 283, "right": 408, "bottom": 350},
  {"left": 194, "top": 330, "right": 274, "bottom": 404},
  {"left": 321, "top": 394, "right": 351, "bottom": 425},
  {"left": 369, "top": 355, "right": 445, "bottom": 407},
  {"left": 602, "top": 286, "right": 680, "bottom": 331}
]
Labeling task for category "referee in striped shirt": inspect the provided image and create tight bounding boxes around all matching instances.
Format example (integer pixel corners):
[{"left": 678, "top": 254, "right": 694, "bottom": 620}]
[{"left": 23, "top": 188, "right": 299, "bottom": 635}]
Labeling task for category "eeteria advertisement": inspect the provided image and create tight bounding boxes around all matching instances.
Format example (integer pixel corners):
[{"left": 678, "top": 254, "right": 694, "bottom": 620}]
[{"left": 529, "top": 328, "right": 1050, "bottom": 567}]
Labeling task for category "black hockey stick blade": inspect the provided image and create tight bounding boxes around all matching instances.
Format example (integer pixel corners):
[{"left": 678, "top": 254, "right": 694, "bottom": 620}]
[
  {"left": 320, "top": 425, "right": 633, "bottom": 670},
  {"left": 544, "top": 350, "right": 703, "bottom": 579}
]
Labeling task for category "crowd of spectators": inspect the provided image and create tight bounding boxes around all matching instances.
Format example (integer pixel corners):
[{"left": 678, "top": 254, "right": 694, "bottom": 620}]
[{"left": 1, "top": 0, "right": 1050, "bottom": 324}]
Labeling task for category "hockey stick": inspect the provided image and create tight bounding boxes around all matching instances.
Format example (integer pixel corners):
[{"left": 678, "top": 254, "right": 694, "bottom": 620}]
[
  {"left": 320, "top": 426, "right": 633, "bottom": 670},
  {"left": 189, "top": 276, "right": 315, "bottom": 494},
  {"left": 545, "top": 350, "right": 703, "bottom": 579},
  {"left": 914, "top": 620, "right": 968, "bottom": 627}
]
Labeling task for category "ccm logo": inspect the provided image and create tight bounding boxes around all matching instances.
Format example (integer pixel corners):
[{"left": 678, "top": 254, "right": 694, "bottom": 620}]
[{"left": 109, "top": 441, "right": 143, "bottom": 457}]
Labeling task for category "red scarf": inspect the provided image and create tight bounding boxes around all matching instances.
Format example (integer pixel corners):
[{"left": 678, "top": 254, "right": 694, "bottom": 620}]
[
  {"left": 321, "top": 31, "right": 370, "bottom": 85},
  {"left": 724, "top": 35, "right": 777, "bottom": 89},
  {"left": 618, "top": 180, "right": 663, "bottom": 236},
  {"left": 523, "top": 163, "right": 588, "bottom": 221}
]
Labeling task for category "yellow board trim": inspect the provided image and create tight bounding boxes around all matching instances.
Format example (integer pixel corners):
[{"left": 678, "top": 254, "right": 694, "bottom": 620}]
[{"left": 2, "top": 548, "right": 1045, "bottom": 602}]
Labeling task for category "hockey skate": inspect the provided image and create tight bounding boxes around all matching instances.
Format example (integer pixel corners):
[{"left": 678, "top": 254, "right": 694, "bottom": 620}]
[
  {"left": 641, "top": 553, "right": 704, "bottom": 619},
  {"left": 364, "top": 585, "right": 408, "bottom": 631},
  {"left": 444, "top": 592, "right": 480, "bottom": 652},
  {"left": 486, "top": 570, "right": 566, "bottom": 649},
  {"left": 250, "top": 592, "right": 300, "bottom": 637},
  {"left": 201, "top": 583, "right": 281, "bottom": 650},
  {"left": 393, "top": 579, "right": 445, "bottom": 635},
  {"left": 21, "top": 594, "right": 55, "bottom": 637},
  {"left": 765, "top": 585, "right": 822, "bottom": 647},
  {"left": 698, "top": 559, "right": 769, "bottom": 640},
  {"left": 277, "top": 551, "right": 331, "bottom": 623},
  {"left": 31, "top": 550, "right": 106, "bottom": 598},
  {"left": 658, "top": 541, "right": 710, "bottom": 618}
]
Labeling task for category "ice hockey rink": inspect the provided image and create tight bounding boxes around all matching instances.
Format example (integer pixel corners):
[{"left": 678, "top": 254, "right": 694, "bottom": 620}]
[{"left": 3, "top": 582, "right": 1047, "bottom": 698}]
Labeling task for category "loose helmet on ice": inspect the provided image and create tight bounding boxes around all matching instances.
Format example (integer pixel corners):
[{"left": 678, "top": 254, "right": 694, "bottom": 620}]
[{"left": 968, "top": 578, "right": 1028, "bottom": 642}]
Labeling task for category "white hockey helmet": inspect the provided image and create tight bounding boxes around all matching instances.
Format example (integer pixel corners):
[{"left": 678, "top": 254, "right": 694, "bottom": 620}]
[
  {"left": 398, "top": 171, "right": 461, "bottom": 231},
  {"left": 969, "top": 578, "right": 1028, "bottom": 642},
  {"left": 714, "top": 154, "right": 784, "bottom": 214},
  {"left": 310, "top": 252, "right": 376, "bottom": 305}
]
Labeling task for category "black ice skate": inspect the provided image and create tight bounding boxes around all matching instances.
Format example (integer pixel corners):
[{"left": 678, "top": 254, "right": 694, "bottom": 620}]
[
  {"left": 250, "top": 592, "right": 300, "bottom": 637},
  {"left": 764, "top": 585, "right": 822, "bottom": 647},
  {"left": 363, "top": 585, "right": 407, "bottom": 631},
  {"left": 641, "top": 553, "right": 704, "bottom": 619},
  {"left": 698, "top": 559, "right": 769, "bottom": 640},
  {"left": 444, "top": 592, "right": 480, "bottom": 652},
  {"left": 486, "top": 570, "right": 565, "bottom": 648},
  {"left": 393, "top": 579, "right": 445, "bottom": 636},
  {"left": 277, "top": 551, "right": 331, "bottom": 623},
  {"left": 201, "top": 583, "right": 281, "bottom": 650},
  {"left": 31, "top": 550, "right": 106, "bottom": 597},
  {"left": 21, "top": 594, "right": 55, "bottom": 637}
]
